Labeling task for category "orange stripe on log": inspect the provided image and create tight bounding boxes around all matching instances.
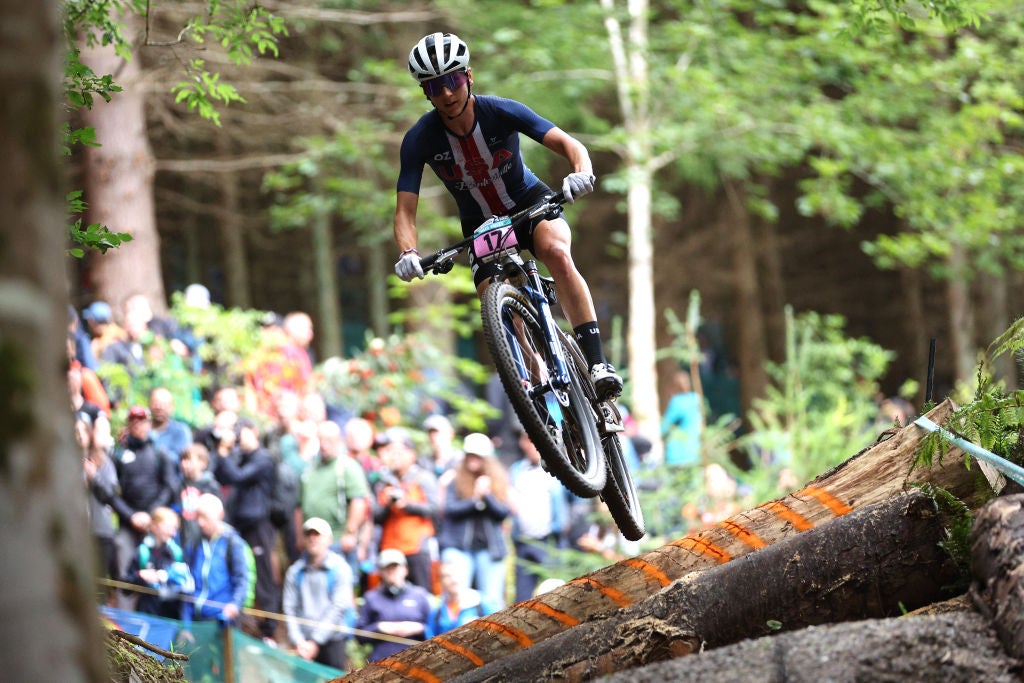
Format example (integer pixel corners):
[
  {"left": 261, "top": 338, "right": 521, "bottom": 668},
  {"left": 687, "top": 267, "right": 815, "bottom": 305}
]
[
  {"left": 670, "top": 535, "right": 733, "bottom": 563},
  {"left": 471, "top": 618, "right": 534, "bottom": 648},
  {"left": 622, "top": 557, "right": 672, "bottom": 586},
  {"left": 434, "top": 636, "right": 485, "bottom": 667},
  {"left": 374, "top": 659, "right": 443, "bottom": 683},
  {"left": 718, "top": 519, "right": 767, "bottom": 549},
  {"left": 520, "top": 599, "right": 581, "bottom": 627},
  {"left": 760, "top": 500, "right": 814, "bottom": 531},
  {"left": 569, "top": 576, "right": 635, "bottom": 607},
  {"left": 798, "top": 486, "right": 853, "bottom": 516}
]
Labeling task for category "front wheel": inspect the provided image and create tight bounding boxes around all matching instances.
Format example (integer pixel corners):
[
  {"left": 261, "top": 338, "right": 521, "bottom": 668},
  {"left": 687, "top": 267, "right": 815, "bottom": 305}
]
[
  {"left": 600, "top": 428, "right": 646, "bottom": 542},
  {"left": 482, "top": 283, "right": 605, "bottom": 497}
]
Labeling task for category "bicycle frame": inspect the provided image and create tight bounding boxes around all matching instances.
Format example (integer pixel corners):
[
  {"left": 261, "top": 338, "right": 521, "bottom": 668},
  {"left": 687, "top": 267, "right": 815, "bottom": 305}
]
[{"left": 420, "top": 191, "right": 574, "bottom": 404}]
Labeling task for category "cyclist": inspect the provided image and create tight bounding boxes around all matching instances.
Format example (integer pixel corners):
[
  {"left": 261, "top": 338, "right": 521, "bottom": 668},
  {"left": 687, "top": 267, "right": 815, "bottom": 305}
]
[{"left": 393, "top": 32, "right": 622, "bottom": 400}]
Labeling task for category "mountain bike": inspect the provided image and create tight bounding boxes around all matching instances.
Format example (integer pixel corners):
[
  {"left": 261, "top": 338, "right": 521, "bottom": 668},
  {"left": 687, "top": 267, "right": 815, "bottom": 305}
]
[{"left": 419, "top": 192, "right": 645, "bottom": 541}]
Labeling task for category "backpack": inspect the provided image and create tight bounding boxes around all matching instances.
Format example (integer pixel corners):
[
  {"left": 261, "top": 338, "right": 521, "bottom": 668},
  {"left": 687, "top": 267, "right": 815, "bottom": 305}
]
[
  {"left": 225, "top": 531, "right": 257, "bottom": 609},
  {"left": 270, "top": 460, "right": 300, "bottom": 527}
]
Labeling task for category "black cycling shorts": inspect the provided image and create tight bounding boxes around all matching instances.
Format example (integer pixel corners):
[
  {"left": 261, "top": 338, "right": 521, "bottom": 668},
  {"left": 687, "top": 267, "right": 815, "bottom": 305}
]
[{"left": 463, "top": 183, "right": 564, "bottom": 287}]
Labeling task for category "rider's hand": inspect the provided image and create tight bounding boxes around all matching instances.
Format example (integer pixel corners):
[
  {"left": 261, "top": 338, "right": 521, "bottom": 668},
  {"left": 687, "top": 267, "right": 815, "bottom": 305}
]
[
  {"left": 395, "top": 252, "right": 424, "bottom": 281},
  {"left": 562, "top": 172, "right": 596, "bottom": 204}
]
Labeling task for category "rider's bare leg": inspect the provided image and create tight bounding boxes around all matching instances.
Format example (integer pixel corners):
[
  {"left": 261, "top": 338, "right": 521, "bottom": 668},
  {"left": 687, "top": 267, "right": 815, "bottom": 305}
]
[
  {"left": 533, "top": 217, "right": 622, "bottom": 399},
  {"left": 530, "top": 217, "right": 596, "bottom": 327}
]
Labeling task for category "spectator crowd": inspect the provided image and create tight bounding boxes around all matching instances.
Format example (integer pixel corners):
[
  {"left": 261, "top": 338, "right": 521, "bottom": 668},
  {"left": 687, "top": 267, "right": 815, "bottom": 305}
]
[{"left": 70, "top": 286, "right": 655, "bottom": 672}]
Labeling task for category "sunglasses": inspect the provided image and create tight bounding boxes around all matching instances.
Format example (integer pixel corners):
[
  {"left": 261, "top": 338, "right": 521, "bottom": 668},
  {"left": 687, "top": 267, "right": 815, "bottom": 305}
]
[{"left": 422, "top": 71, "right": 468, "bottom": 97}]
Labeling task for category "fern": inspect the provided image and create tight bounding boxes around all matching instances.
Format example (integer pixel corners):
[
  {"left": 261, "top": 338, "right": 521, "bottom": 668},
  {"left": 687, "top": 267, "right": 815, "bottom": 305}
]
[{"left": 914, "top": 318, "right": 1024, "bottom": 476}]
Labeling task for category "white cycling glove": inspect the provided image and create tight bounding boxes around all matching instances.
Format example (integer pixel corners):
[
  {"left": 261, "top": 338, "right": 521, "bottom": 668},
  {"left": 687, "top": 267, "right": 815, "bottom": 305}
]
[
  {"left": 561, "top": 172, "right": 596, "bottom": 204},
  {"left": 395, "top": 252, "right": 424, "bottom": 282}
]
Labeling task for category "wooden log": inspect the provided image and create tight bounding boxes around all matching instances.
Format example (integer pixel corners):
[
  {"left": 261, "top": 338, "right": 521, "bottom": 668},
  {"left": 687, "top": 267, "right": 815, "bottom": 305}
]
[
  {"left": 453, "top": 489, "right": 964, "bottom": 682},
  {"left": 337, "top": 400, "right": 989, "bottom": 682},
  {"left": 597, "top": 610, "right": 1022, "bottom": 683},
  {"left": 970, "top": 493, "right": 1024, "bottom": 659}
]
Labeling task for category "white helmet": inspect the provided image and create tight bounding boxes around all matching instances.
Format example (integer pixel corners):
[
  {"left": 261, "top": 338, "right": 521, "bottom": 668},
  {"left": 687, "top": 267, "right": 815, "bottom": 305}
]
[{"left": 408, "top": 32, "right": 470, "bottom": 83}]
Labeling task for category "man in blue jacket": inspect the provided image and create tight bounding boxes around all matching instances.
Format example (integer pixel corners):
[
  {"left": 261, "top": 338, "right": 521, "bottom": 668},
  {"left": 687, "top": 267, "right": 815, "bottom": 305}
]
[{"left": 180, "top": 494, "right": 250, "bottom": 636}]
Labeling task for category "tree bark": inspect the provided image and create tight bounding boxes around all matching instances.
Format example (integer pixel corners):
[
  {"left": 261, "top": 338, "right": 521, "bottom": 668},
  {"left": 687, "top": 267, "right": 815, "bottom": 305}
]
[
  {"left": 0, "top": 0, "right": 107, "bottom": 680},
  {"left": 601, "top": 0, "right": 664, "bottom": 462},
  {"left": 947, "top": 242, "right": 976, "bottom": 386},
  {"left": 454, "top": 489, "right": 964, "bottom": 682},
  {"left": 80, "top": 11, "right": 166, "bottom": 316},
  {"left": 311, "top": 178, "right": 342, "bottom": 359},
  {"left": 599, "top": 610, "right": 1020, "bottom": 683},
  {"left": 726, "top": 180, "right": 768, "bottom": 418},
  {"left": 216, "top": 138, "right": 251, "bottom": 309},
  {"left": 970, "top": 493, "right": 1024, "bottom": 660},
  {"left": 337, "top": 399, "right": 991, "bottom": 682}
]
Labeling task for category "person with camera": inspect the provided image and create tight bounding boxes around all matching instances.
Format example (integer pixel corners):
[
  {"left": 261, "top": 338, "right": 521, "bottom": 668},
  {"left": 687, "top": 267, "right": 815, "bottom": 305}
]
[{"left": 371, "top": 427, "right": 440, "bottom": 592}]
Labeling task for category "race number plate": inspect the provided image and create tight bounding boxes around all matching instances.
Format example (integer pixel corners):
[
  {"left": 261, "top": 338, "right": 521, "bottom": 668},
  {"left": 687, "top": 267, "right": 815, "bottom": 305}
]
[{"left": 472, "top": 216, "right": 518, "bottom": 263}]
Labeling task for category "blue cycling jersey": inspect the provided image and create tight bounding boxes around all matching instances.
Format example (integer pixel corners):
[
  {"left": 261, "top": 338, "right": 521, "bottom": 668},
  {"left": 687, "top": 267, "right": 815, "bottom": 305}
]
[{"left": 397, "top": 95, "right": 556, "bottom": 225}]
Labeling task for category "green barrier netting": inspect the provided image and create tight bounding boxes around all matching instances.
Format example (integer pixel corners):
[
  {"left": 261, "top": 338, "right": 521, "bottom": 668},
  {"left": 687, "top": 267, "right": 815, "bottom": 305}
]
[
  {"left": 118, "top": 615, "right": 343, "bottom": 682},
  {"left": 232, "top": 629, "right": 344, "bottom": 683}
]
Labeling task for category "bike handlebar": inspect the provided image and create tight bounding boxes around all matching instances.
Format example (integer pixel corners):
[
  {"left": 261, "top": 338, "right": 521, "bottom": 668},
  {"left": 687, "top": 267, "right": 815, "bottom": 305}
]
[{"left": 419, "top": 191, "right": 568, "bottom": 274}]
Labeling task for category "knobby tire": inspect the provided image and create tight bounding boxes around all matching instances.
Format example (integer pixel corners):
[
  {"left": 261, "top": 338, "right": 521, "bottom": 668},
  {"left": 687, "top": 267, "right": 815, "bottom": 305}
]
[
  {"left": 481, "top": 283, "right": 605, "bottom": 497},
  {"left": 559, "top": 334, "right": 646, "bottom": 540}
]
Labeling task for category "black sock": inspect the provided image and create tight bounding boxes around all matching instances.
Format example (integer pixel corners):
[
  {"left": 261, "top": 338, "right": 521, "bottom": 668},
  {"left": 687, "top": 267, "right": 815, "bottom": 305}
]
[{"left": 573, "top": 322, "right": 606, "bottom": 367}]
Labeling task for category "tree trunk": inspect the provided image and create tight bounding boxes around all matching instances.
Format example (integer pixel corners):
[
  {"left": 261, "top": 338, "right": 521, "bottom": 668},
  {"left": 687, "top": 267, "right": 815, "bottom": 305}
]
[
  {"left": 970, "top": 493, "right": 1024, "bottom": 659},
  {"left": 757, "top": 206, "right": 787, "bottom": 363},
  {"left": 80, "top": 11, "right": 166, "bottom": 317},
  {"left": 0, "top": 1, "right": 107, "bottom": 680},
  {"left": 454, "top": 489, "right": 963, "bottom": 682},
  {"left": 337, "top": 399, "right": 990, "bottom": 682},
  {"left": 368, "top": 244, "right": 389, "bottom": 338},
  {"left": 599, "top": 610, "right": 1020, "bottom": 683},
  {"left": 947, "top": 242, "right": 976, "bottom": 386},
  {"left": 625, "top": 170, "right": 662, "bottom": 457},
  {"left": 215, "top": 140, "right": 251, "bottom": 309},
  {"left": 726, "top": 180, "right": 768, "bottom": 417},
  {"left": 899, "top": 265, "right": 929, "bottom": 404},
  {"left": 978, "top": 271, "right": 1015, "bottom": 391},
  {"left": 311, "top": 186, "right": 342, "bottom": 359},
  {"left": 600, "top": 0, "right": 663, "bottom": 461}
]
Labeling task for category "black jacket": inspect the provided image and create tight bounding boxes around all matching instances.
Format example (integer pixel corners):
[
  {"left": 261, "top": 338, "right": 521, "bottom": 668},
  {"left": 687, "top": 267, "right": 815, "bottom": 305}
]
[
  {"left": 215, "top": 446, "right": 275, "bottom": 528},
  {"left": 112, "top": 437, "right": 178, "bottom": 522}
]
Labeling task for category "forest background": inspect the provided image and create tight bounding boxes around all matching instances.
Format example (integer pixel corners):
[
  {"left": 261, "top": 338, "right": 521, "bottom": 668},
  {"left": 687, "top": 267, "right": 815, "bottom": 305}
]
[
  {"left": 70, "top": 0, "right": 1024, "bottom": 456},
  {"left": 0, "top": 0, "right": 1020, "bottom": 679}
]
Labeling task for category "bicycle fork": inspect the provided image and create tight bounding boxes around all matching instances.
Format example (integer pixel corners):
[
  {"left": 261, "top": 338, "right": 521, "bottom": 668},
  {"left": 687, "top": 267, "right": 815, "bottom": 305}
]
[{"left": 504, "top": 260, "right": 572, "bottom": 415}]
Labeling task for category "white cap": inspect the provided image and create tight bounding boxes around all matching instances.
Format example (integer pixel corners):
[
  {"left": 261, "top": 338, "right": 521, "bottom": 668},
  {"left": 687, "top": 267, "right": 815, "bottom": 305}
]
[
  {"left": 302, "top": 517, "right": 332, "bottom": 537},
  {"left": 377, "top": 548, "right": 408, "bottom": 568},
  {"left": 462, "top": 432, "right": 495, "bottom": 458}
]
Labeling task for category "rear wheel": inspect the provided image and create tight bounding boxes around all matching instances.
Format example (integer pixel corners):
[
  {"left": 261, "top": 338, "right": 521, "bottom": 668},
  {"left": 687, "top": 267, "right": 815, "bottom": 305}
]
[
  {"left": 482, "top": 283, "right": 605, "bottom": 497},
  {"left": 559, "top": 334, "right": 646, "bottom": 540}
]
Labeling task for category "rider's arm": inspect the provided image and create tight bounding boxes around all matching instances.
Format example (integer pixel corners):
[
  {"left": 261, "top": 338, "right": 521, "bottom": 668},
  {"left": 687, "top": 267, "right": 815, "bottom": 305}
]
[
  {"left": 542, "top": 127, "right": 594, "bottom": 176},
  {"left": 394, "top": 190, "right": 420, "bottom": 255}
]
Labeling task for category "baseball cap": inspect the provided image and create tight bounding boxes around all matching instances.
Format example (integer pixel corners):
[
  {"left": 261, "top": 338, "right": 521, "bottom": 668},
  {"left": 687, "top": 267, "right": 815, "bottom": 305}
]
[
  {"left": 377, "top": 548, "right": 407, "bottom": 568},
  {"left": 127, "top": 405, "right": 151, "bottom": 421},
  {"left": 462, "top": 432, "right": 495, "bottom": 458},
  {"left": 422, "top": 414, "right": 451, "bottom": 432},
  {"left": 82, "top": 301, "right": 113, "bottom": 324},
  {"left": 302, "top": 517, "right": 333, "bottom": 537}
]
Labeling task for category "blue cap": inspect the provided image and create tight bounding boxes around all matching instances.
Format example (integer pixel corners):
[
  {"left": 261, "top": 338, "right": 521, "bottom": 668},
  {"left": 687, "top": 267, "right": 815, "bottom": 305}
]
[{"left": 82, "top": 301, "right": 112, "bottom": 324}]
